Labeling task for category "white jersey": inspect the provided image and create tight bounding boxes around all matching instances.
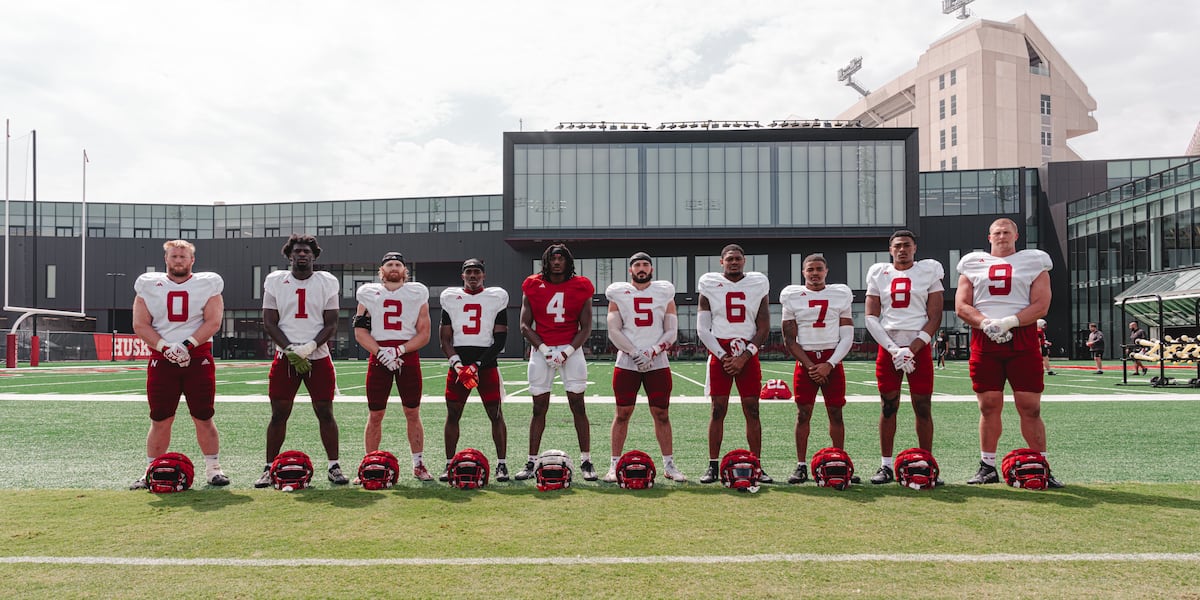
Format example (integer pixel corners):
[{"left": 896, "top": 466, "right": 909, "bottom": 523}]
[
  {"left": 134, "top": 271, "right": 223, "bottom": 343},
  {"left": 780, "top": 284, "right": 853, "bottom": 350},
  {"left": 865, "top": 259, "right": 945, "bottom": 340},
  {"left": 262, "top": 270, "right": 340, "bottom": 359},
  {"left": 606, "top": 280, "right": 676, "bottom": 372},
  {"left": 440, "top": 286, "right": 509, "bottom": 348},
  {"left": 356, "top": 281, "right": 429, "bottom": 342},
  {"left": 697, "top": 271, "right": 769, "bottom": 340},
  {"left": 957, "top": 249, "right": 1052, "bottom": 319}
]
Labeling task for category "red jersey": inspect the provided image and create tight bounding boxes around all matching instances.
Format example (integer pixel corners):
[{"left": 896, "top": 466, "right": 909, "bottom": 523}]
[{"left": 522, "top": 273, "right": 595, "bottom": 346}]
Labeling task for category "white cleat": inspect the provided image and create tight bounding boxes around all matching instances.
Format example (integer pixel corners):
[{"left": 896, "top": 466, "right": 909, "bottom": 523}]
[
  {"left": 602, "top": 467, "right": 618, "bottom": 483},
  {"left": 663, "top": 464, "right": 688, "bottom": 482}
]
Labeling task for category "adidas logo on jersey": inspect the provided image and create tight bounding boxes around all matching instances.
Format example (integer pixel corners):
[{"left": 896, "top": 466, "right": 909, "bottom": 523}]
[
  {"left": 155, "top": 282, "right": 163, "bottom": 287},
  {"left": 202, "top": 359, "right": 211, "bottom": 365}
]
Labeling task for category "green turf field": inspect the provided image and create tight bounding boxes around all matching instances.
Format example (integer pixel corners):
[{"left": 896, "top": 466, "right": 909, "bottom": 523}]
[{"left": 2, "top": 359, "right": 1198, "bottom": 598}]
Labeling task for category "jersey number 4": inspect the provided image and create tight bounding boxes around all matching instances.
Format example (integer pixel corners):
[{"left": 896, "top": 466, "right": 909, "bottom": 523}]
[{"left": 546, "top": 292, "right": 567, "bottom": 323}]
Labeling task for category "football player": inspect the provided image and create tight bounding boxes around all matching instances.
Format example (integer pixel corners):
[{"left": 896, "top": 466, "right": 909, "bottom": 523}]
[
  {"left": 603, "top": 252, "right": 686, "bottom": 483},
  {"left": 863, "top": 230, "right": 943, "bottom": 484},
  {"left": 354, "top": 251, "right": 433, "bottom": 481},
  {"left": 779, "top": 254, "right": 855, "bottom": 485},
  {"left": 955, "top": 218, "right": 1062, "bottom": 487},
  {"left": 439, "top": 258, "right": 511, "bottom": 482},
  {"left": 129, "top": 240, "right": 228, "bottom": 489},
  {"left": 256, "top": 234, "right": 347, "bottom": 488},
  {"left": 515, "top": 244, "right": 597, "bottom": 481},
  {"left": 696, "top": 244, "right": 772, "bottom": 484}
]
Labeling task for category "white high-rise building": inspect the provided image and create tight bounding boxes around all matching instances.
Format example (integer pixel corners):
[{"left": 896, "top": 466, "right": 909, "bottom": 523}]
[{"left": 837, "top": 14, "right": 1097, "bottom": 171}]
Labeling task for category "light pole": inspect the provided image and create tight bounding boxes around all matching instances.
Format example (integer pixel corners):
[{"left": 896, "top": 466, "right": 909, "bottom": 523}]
[{"left": 106, "top": 272, "right": 125, "bottom": 361}]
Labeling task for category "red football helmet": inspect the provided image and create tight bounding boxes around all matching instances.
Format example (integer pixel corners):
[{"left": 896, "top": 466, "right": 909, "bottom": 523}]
[
  {"left": 719, "top": 448, "right": 762, "bottom": 492},
  {"left": 760, "top": 378, "right": 792, "bottom": 400},
  {"left": 615, "top": 450, "right": 656, "bottom": 490},
  {"left": 270, "top": 450, "right": 314, "bottom": 491},
  {"left": 145, "top": 452, "right": 194, "bottom": 493},
  {"left": 357, "top": 450, "right": 400, "bottom": 490},
  {"left": 534, "top": 450, "right": 573, "bottom": 491},
  {"left": 1002, "top": 448, "right": 1051, "bottom": 490},
  {"left": 811, "top": 447, "right": 855, "bottom": 490},
  {"left": 448, "top": 448, "right": 490, "bottom": 490},
  {"left": 894, "top": 447, "right": 939, "bottom": 490}
]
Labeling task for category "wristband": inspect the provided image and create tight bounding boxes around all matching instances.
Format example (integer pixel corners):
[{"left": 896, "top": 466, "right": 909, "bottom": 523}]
[
  {"left": 916, "top": 331, "right": 932, "bottom": 344},
  {"left": 398, "top": 344, "right": 407, "bottom": 355},
  {"left": 184, "top": 336, "right": 198, "bottom": 348},
  {"left": 156, "top": 340, "right": 169, "bottom": 353},
  {"left": 538, "top": 343, "right": 551, "bottom": 356},
  {"left": 449, "top": 354, "right": 462, "bottom": 368},
  {"left": 746, "top": 343, "right": 758, "bottom": 356},
  {"left": 562, "top": 345, "right": 576, "bottom": 358}
]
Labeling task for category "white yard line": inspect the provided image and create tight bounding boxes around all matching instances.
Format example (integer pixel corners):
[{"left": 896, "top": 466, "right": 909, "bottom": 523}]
[{"left": 1, "top": 552, "right": 1197, "bottom": 567}]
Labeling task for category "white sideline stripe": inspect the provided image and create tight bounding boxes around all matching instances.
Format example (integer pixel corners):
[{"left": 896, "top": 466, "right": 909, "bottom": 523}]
[
  {"left": 2, "top": 553, "right": 1198, "bottom": 567},
  {"left": 2, "top": 393, "right": 1199, "bottom": 404}
]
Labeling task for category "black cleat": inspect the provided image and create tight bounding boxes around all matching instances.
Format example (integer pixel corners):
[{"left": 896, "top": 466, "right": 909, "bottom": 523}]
[
  {"left": 699, "top": 464, "right": 719, "bottom": 484},
  {"left": 580, "top": 460, "right": 598, "bottom": 481},
  {"left": 1046, "top": 471, "right": 1064, "bottom": 488},
  {"left": 494, "top": 463, "right": 510, "bottom": 482},
  {"left": 328, "top": 464, "right": 349, "bottom": 485},
  {"left": 514, "top": 460, "right": 536, "bottom": 481},
  {"left": 758, "top": 469, "right": 774, "bottom": 484},
  {"left": 850, "top": 475, "right": 861, "bottom": 484},
  {"left": 870, "top": 465, "right": 894, "bottom": 484},
  {"left": 787, "top": 464, "right": 808, "bottom": 484},
  {"left": 967, "top": 461, "right": 1000, "bottom": 485},
  {"left": 254, "top": 467, "right": 272, "bottom": 489}
]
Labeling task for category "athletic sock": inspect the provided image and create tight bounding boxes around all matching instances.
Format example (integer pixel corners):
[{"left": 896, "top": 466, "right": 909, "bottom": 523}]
[
  {"left": 663, "top": 454, "right": 675, "bottom": 469},
  {"left": 881, "top": 456, "right": 894, "bottom": 468},
  {"left": 580, "top": 452, "right": 591, "bottom": 463},
  {"left": 203, "top": 454, "right": 221, "bottom": 471},
  {"left": 981, "top": 452, "right": 997, "bottom": 467},
  {"left": 412, "top": 452, "right": 423, "bottom": 468},
  {"left": 610, "top": 456, "right": 620, "bottom": 468},
  {"left": 328, "top": 460, "right": 340, "bottom": 470}
]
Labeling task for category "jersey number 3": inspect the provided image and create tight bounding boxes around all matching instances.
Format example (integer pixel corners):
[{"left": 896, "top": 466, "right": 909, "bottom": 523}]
[{"left": 462, "top": 304, "right": 482, "bottom": 334}]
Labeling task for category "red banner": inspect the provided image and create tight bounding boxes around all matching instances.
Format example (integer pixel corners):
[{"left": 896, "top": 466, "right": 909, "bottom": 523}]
[{"left": 93, "top": 334, "right": 153, "bottom": 361}]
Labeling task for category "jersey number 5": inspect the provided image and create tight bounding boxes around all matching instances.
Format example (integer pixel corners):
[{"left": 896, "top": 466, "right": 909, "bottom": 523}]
[{"left": 633, "top": 297, "right": 654, "bottom": 326}]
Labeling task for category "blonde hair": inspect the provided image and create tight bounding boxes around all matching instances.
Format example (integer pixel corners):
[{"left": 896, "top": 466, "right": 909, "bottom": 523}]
[{"left": 163, "top": 239, "right": 195, "bottom": 255}]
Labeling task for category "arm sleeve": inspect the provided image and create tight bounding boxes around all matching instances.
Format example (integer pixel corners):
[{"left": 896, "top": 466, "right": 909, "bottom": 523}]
[
  {"left": 477, "top": 330, "right": 507, "bottom": 365},
  {"left": 827, "top": 325, "right": 856, "bottom": 366},
  {"left": 696, "top": 310, "right": 725, "bottom": 359},
  {"left": 655, "top": 313, "right": 678, "bottom": 348},
  {"left": 606, "top": 310, "right": 639, "bottom": 355},
  {"left": 864, "top": 315, "right": 897, "bottom": 351}
]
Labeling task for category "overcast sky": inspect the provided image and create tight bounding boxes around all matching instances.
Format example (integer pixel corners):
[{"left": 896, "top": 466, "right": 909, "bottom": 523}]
[{"left": 3, "top": 0, "right": 1197, "bottom": 206}]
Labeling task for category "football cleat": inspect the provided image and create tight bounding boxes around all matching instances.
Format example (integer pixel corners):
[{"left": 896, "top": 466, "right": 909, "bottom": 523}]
[
  {"left": 327, "top": 464, "right": 349, "bottom": 485},
  {"left": 663, "top": 464, "right": 687, "bottom": 482},
  {"left": 254, "top": 467, "right": 272, "bottom": 488},
  {"left": 699, "top": 464, "right": 719, "bottom": 484},
  {"left": 514, "top": 460, "right": 537, "bottom": 481},
  {"left": 129, "top": 477, "right": 148, "bottom": 491},
  {"left": 758, "top": 469, "right": 774, "bottom": 484},
  {"left": 494, "top": 462, "right": 510, "bottom": 482},
  {"left": 870, "top": 465, "right": 895, "bottom": 485},
  {"left": 438, "top": 466, "right": 450, "bottom": 483},
  {"left": 1046, "top": 471, "right": 1065, "bottom": 488},
  {"left": 206, "top": 471, "right": 231, "bottom": 486},
  {"left": 580, "top": 460, "right": 598, "bottom": 482},
  {"left": 788, "top": 464, "right": 809, "bottom": 484},
  {"left": 967, "top": 461, "right": 1000, "bottom": 485},
  {"left": 602, "top": 467, "right": 618, "bottom": 483},
  {"left": 413, "top": 463, "right": 434, "bottom": 482}
]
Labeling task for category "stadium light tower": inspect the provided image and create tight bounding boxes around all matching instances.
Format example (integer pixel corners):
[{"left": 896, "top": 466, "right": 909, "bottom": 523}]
[
  {"left": 942, "top": 0, "right": 975, "bottom": 20},
  {"left": 838, "top": 57, "right": 870, "bottom": 97}
]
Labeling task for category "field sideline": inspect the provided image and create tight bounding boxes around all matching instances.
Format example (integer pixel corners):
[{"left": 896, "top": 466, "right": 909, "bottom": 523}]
[{"left": 3, "top": 359, "right": 1199, "bottom": 598}]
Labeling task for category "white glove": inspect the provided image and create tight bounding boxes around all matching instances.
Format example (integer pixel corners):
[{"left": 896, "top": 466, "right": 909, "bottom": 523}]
[
  {"left": 729, "top": 338, "right": 747, "bottom": 357},
  {"left": 375, "top": 347, "right": 401, "bottom": 372},
  {"left": 980, "top": 319, "right": 1014, "bottom": 344},
  {"left": 892, "top": 347, "right": 916, "bottom": 374},
  {"left": 538, "top": 343, "right": 555, "bottom": 364},
  {"left": 293, "top": 340, "right": 318, "bottom": 359},
  {"left": 651, "top": 341, "right": 672, "bottom": 356},
  {"left": 550, "top": 345, "right": 574, "bottom": 368},
  {"left": 162, "top": 342, "right": 191, "bottom": 366},
  {"left": 632, "top": 348, "right": 654, "bottom": 371}
]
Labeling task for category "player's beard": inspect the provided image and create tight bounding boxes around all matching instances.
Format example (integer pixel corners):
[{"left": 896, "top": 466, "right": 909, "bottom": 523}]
[
  {"left": 632, "top": 271, "right": 652, "bottom": 284},
  {"left": 169, "top": 265, "right": 191, "bottom": 278},
  {"left": 382, "top": 270, "right": 405, "bottom": 283}
]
